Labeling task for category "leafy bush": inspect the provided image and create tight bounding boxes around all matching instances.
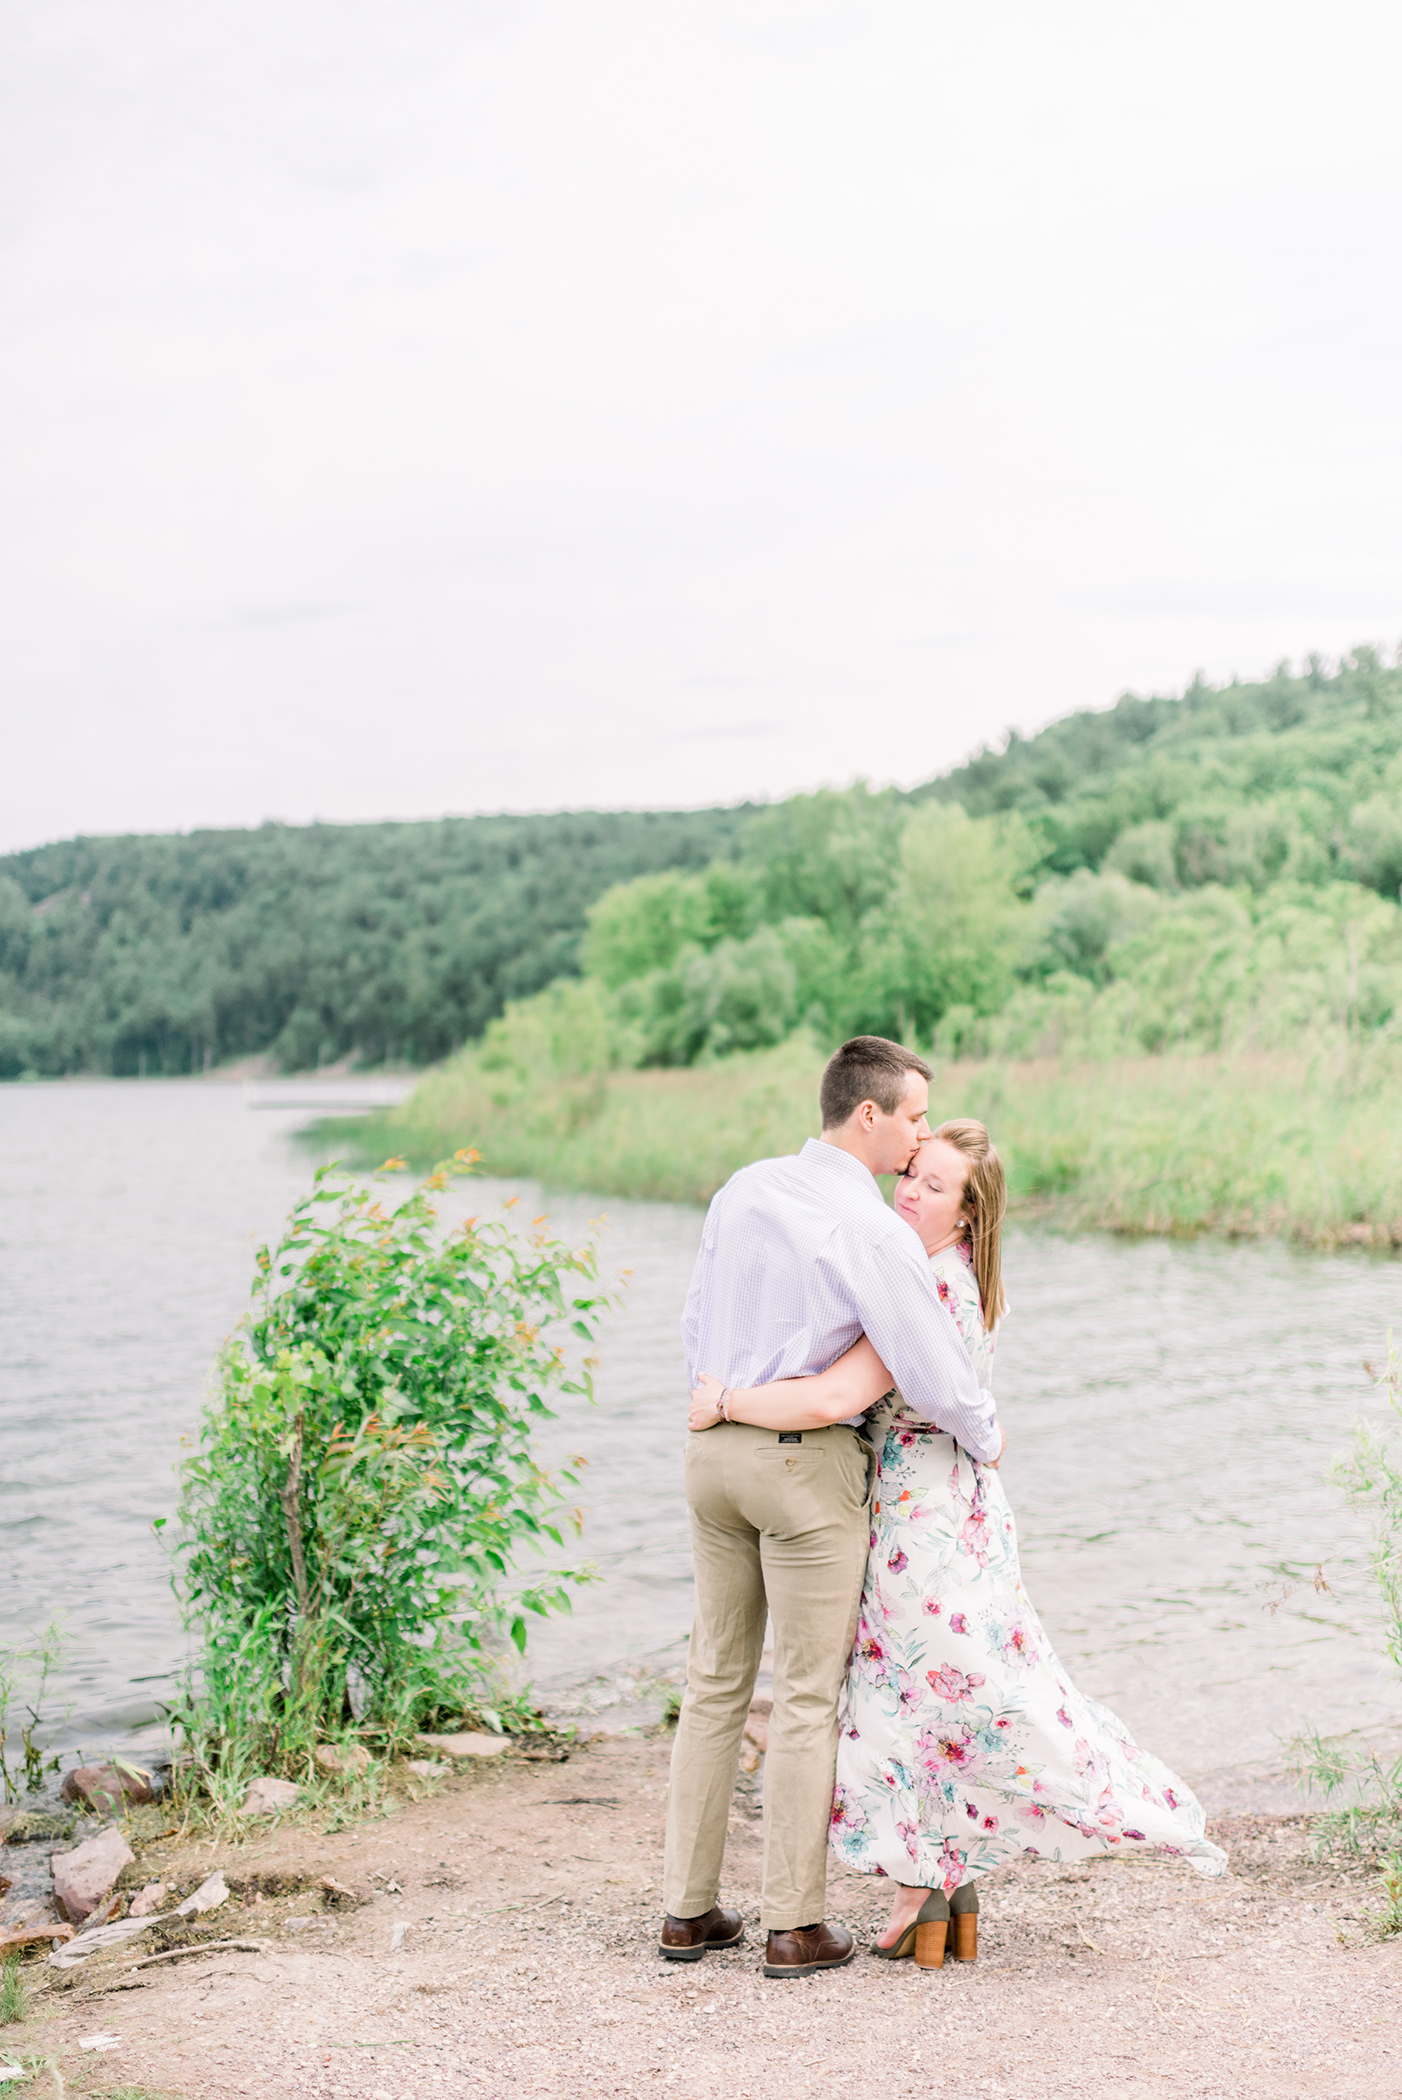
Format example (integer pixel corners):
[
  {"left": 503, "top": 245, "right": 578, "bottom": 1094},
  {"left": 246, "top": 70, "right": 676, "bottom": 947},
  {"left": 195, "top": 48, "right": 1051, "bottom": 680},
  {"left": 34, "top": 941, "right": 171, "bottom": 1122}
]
[
  {"left": 172, "top": 1155, "right": 608, "bottom": 1773},
  {"left": 618, "top": 926, "right": 800, "bottom": 1064}
]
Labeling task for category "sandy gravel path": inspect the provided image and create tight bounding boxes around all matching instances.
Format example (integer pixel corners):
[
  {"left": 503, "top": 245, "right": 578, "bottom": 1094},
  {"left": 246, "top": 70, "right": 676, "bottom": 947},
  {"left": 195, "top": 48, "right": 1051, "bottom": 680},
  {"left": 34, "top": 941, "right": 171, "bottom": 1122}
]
[{"left": 5, "top": 1734, "right": 1399, "bottom": 2099}]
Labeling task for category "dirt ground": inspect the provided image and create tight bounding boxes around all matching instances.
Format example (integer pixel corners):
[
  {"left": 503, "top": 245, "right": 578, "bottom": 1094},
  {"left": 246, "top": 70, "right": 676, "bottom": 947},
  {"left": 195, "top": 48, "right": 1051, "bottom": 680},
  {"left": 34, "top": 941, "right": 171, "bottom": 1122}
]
[{"left": 4, "top": 1732, "right": 1400, "bottom": 2100}]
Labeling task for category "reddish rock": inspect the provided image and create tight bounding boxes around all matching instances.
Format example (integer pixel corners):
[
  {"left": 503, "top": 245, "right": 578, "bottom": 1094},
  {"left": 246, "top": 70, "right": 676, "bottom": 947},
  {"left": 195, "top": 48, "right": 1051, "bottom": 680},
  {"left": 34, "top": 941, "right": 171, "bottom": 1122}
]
[
  {"left": 0, "top": 1918, "right": 73, "bottom": 1959},
  {"left": 128, "top": 1881, "right": 168, "bottom": 1917},
  {"left": 418, "top": 1731, "right": 508, "bottom": 1760},
  {"left": 50, "top": 1827, "right": 135, "bottom": 1925},
  {"left": 314, "top": 1743, "right": 371, "bottom": 1777},
  {"left": 60, "top": 1762, "right": 154, "bottom": 1813},
  {"left": 240, "top": 1775, "right": 300, "bottom": 1817}
]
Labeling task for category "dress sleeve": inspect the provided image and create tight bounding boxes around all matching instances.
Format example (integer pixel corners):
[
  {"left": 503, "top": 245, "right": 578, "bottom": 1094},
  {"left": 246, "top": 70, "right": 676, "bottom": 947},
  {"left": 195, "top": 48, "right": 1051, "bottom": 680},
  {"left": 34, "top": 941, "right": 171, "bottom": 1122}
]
[
  {"left": 931, "top": 1254, "right": 996, "bottom": 1393},
  {"left": 843, "top": 1232, "right": 1001, "bottom": 1463}
]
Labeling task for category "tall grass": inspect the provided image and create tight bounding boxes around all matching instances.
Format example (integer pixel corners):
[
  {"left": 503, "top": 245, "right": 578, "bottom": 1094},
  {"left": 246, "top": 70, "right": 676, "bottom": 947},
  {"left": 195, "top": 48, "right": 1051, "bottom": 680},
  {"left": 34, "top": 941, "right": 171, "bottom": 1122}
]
[
  {"left": 948, "top": 1047, "right": 1402, "bottom": 1249},
  {"left": 326, "top": 1035, "right": 1402, "bottom": 1249},
  {"left": 320, "top": 1033, "right": 825, "bottom": 1209}
]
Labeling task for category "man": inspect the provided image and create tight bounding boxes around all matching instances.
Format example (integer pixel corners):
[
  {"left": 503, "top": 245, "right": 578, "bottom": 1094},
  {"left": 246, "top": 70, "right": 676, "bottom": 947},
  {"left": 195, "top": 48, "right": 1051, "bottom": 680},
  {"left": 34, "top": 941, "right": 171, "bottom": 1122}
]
[{"left": 660, "top": 1035, "right": 1002, "bottom": 1978}]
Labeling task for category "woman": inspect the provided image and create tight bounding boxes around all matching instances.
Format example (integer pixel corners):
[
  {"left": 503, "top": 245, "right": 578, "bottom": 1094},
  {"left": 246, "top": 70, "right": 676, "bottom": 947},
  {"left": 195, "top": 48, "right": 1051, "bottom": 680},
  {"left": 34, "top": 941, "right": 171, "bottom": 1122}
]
[{"left": 689, "top": 1119, "right": 1226, "bottom": 1967}]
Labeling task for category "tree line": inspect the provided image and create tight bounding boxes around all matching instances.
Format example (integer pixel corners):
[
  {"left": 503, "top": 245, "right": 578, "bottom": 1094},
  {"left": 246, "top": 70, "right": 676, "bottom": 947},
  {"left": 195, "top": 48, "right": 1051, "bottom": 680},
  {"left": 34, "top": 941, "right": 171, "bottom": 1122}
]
[
  {"left": 0, "top": 809, "right": 754, "bottom": 1079},
  {"left": 4, "top": 647, "right": 1402, "bottom": 1081}
]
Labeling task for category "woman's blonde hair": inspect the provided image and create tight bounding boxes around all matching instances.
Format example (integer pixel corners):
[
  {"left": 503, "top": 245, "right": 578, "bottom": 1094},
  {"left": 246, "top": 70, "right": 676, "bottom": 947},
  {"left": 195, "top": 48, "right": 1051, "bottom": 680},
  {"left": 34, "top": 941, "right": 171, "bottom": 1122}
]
[{"left": 932, "top": 1118, "right": 1007, "bottom": 1328}]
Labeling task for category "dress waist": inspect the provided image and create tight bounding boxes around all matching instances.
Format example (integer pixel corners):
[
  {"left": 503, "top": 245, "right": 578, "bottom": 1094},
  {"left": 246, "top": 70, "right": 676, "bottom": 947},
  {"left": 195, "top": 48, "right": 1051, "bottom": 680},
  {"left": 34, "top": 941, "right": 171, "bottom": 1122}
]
[{"left": 882, "top": 1409, "right": 981, "bottom": 1505}]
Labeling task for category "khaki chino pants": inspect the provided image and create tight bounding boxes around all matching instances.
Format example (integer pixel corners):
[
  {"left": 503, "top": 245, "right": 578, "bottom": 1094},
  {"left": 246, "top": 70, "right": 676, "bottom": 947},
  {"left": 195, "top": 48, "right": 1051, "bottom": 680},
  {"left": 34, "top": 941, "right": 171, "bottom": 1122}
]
[{"left": 663, "top": 1421, "right": 872, "bottom": 1932}]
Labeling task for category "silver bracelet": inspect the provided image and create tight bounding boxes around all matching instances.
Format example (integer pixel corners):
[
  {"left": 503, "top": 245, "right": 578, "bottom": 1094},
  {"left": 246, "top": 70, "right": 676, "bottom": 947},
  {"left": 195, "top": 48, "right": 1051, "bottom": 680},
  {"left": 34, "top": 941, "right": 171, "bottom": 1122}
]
[{"left": 718, "top": 1386, "right": 732, "bottom": 1421}]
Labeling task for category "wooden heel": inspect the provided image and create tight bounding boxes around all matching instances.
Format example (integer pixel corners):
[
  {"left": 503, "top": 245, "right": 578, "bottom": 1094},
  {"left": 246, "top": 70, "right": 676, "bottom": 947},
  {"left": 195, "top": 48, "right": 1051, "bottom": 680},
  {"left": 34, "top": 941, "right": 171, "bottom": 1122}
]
[
  {"left": 950, "top": 1912, "right": 977, "bottom": 1961},
  {"left": 913, "top": 1920, "right": 947, "bottom": 1969}
]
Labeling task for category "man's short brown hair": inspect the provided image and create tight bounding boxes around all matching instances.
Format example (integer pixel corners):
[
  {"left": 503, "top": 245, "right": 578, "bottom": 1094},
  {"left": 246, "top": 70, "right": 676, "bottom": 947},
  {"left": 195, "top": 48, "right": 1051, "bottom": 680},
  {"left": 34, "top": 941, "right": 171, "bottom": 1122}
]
[{"left": 819, "top": 1036, "right": 933, "bottom": 1129}]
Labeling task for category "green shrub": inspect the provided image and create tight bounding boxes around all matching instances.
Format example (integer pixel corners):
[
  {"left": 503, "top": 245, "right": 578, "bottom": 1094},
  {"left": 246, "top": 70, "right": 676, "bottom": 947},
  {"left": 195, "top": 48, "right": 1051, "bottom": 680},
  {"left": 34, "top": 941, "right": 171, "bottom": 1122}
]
[{"left": 171, "top": 1155, "right": 608, "bottom": 1773}]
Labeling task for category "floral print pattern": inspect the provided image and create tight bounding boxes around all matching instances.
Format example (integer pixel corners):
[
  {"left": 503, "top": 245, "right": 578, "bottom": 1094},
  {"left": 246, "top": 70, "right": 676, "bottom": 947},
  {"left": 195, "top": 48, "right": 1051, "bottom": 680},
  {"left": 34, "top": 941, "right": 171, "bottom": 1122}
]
[{"left": 830, "top": 1245, "right": 1226, "bottom": 1889}]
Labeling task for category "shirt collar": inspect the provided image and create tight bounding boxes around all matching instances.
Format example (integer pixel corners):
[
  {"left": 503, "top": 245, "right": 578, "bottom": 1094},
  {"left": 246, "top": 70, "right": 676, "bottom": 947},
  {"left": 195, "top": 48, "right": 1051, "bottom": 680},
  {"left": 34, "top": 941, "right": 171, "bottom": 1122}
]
[{"left": 799, "top": 1135, "right": 884, "bottom": 1203}]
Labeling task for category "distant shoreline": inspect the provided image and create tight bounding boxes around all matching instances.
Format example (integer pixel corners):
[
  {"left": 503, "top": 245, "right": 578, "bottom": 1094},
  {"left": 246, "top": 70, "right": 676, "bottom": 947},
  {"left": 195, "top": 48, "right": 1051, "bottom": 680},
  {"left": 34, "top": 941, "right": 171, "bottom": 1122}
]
[{"left": 311, "top": 1038, "right": 1402, "bottom": 1253}]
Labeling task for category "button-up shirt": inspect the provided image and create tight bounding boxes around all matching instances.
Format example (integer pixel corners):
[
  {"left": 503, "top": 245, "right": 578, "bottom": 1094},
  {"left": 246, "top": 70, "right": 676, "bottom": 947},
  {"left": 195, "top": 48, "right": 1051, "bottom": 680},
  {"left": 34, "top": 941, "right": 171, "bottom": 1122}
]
[{"left": 681, "top": 1136, "right": 1001, "bottom": 1462}]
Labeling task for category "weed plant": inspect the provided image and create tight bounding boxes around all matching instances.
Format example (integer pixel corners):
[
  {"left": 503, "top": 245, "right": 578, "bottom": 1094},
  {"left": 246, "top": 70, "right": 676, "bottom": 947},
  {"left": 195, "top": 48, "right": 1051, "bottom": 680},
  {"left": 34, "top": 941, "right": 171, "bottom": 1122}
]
[
  {"left": 0, "top": 1622, "right": 63, "bottom": 1803},
  {"left": 0, "top": 1958, "right": 26, "bottom": 2026},
  {"left": 1290, "top": 1341, "right": 1402, "bottom": 1936},
  {"left": 170, "top": 1152, "right": 608, "bottom": 1784}
]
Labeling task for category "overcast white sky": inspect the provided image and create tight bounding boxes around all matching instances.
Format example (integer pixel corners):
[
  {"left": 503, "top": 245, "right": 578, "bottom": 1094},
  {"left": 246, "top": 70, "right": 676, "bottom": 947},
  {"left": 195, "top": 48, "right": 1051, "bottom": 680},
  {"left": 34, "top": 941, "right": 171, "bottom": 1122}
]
[{"left": 3, "top": 0, "right": 1401, "bottom": 854}]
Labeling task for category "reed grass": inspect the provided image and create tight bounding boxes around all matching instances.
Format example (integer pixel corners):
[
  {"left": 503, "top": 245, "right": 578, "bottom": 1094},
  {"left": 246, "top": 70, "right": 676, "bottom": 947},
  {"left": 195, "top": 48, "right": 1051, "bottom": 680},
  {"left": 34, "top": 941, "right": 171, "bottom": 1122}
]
[
  {"left": 320, "top": 1035, "right": 825, "bottom": 1209},
  {"left": 322, "top": 1035, "right": 1402, "bottom": 1249}
]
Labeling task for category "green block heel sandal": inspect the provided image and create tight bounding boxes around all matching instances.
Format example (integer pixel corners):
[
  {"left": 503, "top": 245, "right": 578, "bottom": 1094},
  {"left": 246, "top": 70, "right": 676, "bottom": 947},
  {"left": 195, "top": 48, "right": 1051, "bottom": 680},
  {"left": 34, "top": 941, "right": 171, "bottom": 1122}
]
[
  {"left": 870, "top": 1889, "right": 949, "bottom": 1962},
  {"left": 950, "top": 1882, "right": 978, "bottom": 1962}
]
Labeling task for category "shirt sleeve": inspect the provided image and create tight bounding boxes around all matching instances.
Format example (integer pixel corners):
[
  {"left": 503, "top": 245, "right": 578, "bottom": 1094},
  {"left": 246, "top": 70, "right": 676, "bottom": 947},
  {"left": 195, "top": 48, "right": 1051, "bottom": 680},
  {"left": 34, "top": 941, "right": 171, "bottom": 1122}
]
[
  {"left": 841, "top": 1230, "right": 1002, "bottom": 1463},
  {"left": 680, "top": 1186, "right": 723, "bottom": 1381}
]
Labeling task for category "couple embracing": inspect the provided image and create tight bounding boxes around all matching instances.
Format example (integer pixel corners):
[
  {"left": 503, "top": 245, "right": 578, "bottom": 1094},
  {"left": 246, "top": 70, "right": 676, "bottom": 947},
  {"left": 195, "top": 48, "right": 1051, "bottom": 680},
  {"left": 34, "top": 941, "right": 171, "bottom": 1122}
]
[{"left": 660, "top": 1035, "right": 1224, "bottom": 1978}]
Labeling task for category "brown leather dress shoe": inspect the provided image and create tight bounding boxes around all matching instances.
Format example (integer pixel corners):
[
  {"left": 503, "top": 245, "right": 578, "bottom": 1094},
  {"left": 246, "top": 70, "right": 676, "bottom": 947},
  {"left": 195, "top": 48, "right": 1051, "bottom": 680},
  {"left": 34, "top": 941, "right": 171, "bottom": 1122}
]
[
  {"left": 658, "top": 1903, "right": 745, "bottom": 1961},
  {"left": 763, "top": 1921, "right": 856, "bottom": 1978}
]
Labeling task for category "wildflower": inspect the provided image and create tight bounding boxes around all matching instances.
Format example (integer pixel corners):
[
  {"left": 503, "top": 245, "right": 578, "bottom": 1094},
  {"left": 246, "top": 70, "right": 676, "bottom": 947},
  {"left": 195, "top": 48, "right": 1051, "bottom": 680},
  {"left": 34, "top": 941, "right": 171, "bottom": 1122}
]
[{"left": 949, "top": 1612, "right": 968, "bottom": 1634}]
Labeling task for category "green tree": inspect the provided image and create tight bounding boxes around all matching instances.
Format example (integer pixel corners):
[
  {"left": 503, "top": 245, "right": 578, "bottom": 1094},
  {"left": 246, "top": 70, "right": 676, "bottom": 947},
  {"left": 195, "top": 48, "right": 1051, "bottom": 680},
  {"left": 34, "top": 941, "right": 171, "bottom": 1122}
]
[{"left": 852, "top": 805, "right": 1032, "bottom": 1039}]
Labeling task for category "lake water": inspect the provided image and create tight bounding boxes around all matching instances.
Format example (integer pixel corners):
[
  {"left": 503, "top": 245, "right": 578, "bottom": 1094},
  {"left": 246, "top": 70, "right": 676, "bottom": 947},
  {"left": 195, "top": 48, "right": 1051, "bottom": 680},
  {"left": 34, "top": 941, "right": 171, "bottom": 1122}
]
[{"left": 2, "top": 1079, "right": 1400, "bottom": 1818}]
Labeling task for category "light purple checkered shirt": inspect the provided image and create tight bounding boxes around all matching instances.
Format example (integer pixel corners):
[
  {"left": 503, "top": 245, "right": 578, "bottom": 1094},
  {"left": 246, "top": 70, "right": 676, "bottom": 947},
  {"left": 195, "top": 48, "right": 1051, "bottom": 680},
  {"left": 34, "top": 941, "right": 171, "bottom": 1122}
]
[{"left": 681, "top": 1137, "right": 1001, "bottom": 1463}]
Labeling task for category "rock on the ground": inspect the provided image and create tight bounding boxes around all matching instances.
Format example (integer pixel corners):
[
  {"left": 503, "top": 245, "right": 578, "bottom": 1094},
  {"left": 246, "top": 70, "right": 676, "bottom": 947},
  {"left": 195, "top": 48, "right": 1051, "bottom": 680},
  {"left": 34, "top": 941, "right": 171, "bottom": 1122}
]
[
  {"left": 0, "top": 1917, "right": 73, "bottom": 1958},
  {"left": 4, "top": 1811, "right": 73, "bottom": 1845},
  {"left": 741, "top": 1700, "right": 771, "bottom": 1769},
  {"left": 51, "top": 1827, "right": 136, "bottom": 1925},
  {"left": 404, "top": 1758, "right": 444, "bottom": 1777},
  {"left": 128, "top": 1881, "right": 168, "bottom": 1917},
  {"left": 313, "top": 1743, "right": 371, "bottom": 1777},
  {"left": 418, "top": 1730, "right": 508, "bottom": 1759},
  {"left": 241, "top": 1776, "right": 300, "bottom": 1817},
  {"left": 174, "top": 1870, "right": 229, "bottom": 1917},
  {"left": 61, "top": 1761, "right": 155, "bottom": 1813}
]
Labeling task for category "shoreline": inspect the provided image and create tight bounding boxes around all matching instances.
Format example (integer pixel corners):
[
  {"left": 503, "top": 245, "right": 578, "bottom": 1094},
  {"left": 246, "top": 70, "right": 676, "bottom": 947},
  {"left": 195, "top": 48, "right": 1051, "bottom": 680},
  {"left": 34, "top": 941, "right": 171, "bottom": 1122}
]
[
  {"left": 313, "top": 1041, "right": 1402, "bottom": 1253},
  {"left": 3, "top": 1735, "right": 1399, "bottom": 2098}
]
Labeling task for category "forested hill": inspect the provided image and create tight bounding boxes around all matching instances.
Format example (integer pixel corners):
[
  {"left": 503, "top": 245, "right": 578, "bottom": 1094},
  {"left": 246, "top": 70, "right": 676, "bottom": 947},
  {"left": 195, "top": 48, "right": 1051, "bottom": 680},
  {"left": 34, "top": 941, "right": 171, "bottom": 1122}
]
[
  {"left": 0, "top": 808, "right": 755, "bottom": 1078},
  {"left": 4, "top": 646, "right": 1401, "bottom": 1080},
  {"left": 922, "top": 647, "right": 1402, "bottom": 888}
]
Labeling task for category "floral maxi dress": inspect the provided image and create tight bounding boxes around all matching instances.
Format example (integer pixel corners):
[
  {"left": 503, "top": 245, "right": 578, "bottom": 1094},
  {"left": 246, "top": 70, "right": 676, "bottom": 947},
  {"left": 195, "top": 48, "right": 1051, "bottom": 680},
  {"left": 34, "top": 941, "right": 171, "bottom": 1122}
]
[{"left": 829, "top": 1246, "right": 1227, "bottom": 1889}]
